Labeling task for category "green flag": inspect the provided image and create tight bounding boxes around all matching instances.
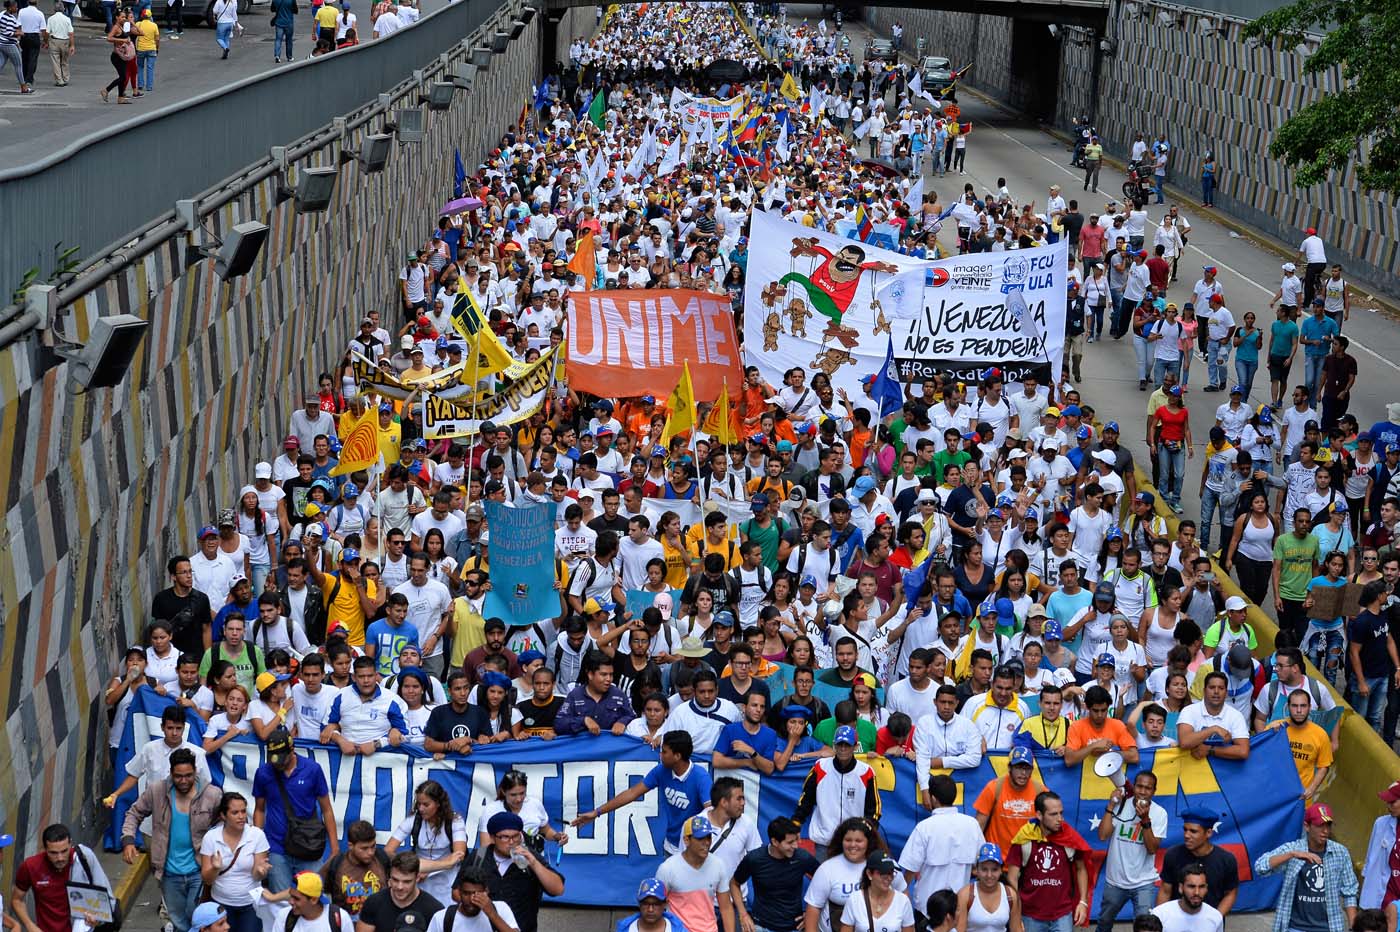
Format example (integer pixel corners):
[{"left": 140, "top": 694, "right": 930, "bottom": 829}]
[{"left": 587, "top": 91, "right": 606, "bottom": 130}]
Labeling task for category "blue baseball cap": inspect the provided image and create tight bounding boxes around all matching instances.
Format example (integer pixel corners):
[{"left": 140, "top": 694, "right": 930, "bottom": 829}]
[
  {"left": 1104, "top": 420, "right": 1120, "bottom": 433},
  {"left": 641, "top": 394, "right": 655, "bottom": 403},
  {"left": 636, "top": 878, "right": 668, "bottom": 902},
  {"left": 1076, "top": 425, "right": 1091, "bottom": 440},
  {"left": 1105, "top": 525, "right": 1124, "bottom": 541},
  {"left": 1062, "top": 404, "right": 1082, "bottom": 416},
  {"left": 379, "top": 402, "right": 394, "bottom": 414},
  {"left": 776, "top": 440, "right": 794, "bottom": 452},
  {"left": 1044, "top": 620, "right": 1064, "bottom": 640},
  {"left": 977, "top": 843, "right": 1004, "bottom": 865},
  {"left": 341, "top": 482, "right": 360, "bottom": 498},
  {"left": 1023, "top": 506, "right": 1039, "bottom": 521},
  {"left": 750, "top": 493, "right": 770, "bottom": 512},
  {"left": 1180, "top": 810, "right": 1219, "bottom": 828},
  {"left": 190, "top": 904, "right": 227, "bottom": 932},
  {"left": 978, "top": 599, "right": 999, "bottom": 617},
  {"left": 517, "top": 649, "right": 546, "bottom": 666},
  {"left": 1009, "top": 746, "right": 1034, "bottom": 767},
  {"left": 683, "top": 815, "right": 714, "bottom": 839},
  {"left": 1136, "top": 491, "right": 1156, "bottom": 505},
  {"left": 781, "top": 704, "right": 815, "bottom": 719},
  {"left": 800, "top": 574, "right": 819, "bottom": 589},
  {"left": 340, "top": 548, "right": 361, "bottom": 562},
  {"left": 650, "top": 445, "right": 667, "bottom": 457},
  {"left": 834, "top": 724, "right": 859, "bottom": 746},
  {"left": 198, "top": 524, "right": 219, "bottom": 540},
  {"left": 435, "top": 335, "right": 450, "bottom": 348},
  {"left": 853, "top": 475, "right": 878, "bottom": 496},
  {"left": 1096, "top": 651, "right": 1117, "bottom": 667}
]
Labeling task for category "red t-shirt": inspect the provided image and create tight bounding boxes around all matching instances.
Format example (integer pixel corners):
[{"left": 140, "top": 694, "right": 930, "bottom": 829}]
[
  {"left": 1146, "top": 257, "right": 1170, "bottom": 292},
  {"left": 1007, "top": 839, "right": 1079, "bottom": 920},
  {"left": 15, "top": 852, "right": 75, "bottom": 932},
  {"left": 1154, "top": 405, "right": 1190, "bottom": 443}
]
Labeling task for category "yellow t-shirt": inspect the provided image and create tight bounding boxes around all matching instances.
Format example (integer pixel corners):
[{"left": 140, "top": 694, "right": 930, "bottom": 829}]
[
  {"left": 135, "top": 19, "right": 159, "bottom": 51},
  {"left": 315, "top": 4, "right": 340, "bottom": 29},
  {"left": 1284, "top": 720, "right": 1333, "bottom": 788},
  {"left": 325, "top": 571, "right": 373, "bottom": 646},
  {"left": 377, "top": 419, "right": 402, "bottom": 468},
  {"left": 449, "top": 599, "right": 486, "bottom": 670},
  {"left": 660, "top": 537, "right": 691, "bottom": 589},
  {"left": 688, "top": 534, "right": 741, "bottom": 571}
]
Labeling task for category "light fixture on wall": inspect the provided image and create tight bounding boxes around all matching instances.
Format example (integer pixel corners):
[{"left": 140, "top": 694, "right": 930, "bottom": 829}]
[
  {"left": 454, "top": 62, "right": 477, "bottom": 89},
  {"left": 1155, "top": 9, "right": 1181, "bottom": 27},
  {"left": 1047, "top": 23, "right": 1060, "bottom": 38},
  {"left": 1295, "top": 38, "right": 1317, "bottom": 56},
  {"left": 395, "top": 107, "right": 425, "bottom": 143},
  {"left": 491, "top": 30, "right": 510, "bottom": 53},
  {"left": 52, "top": 312, "right": 150, "bottom": 393},
  {"left": 1198, "top": 16, "right": 1221, "bottom": 36},
  {"left": 176, "top": 200, "right": 270, "bottom": 280},
  {"left": 472, "top": 46, "right": 493, "bottom": 69},
  {"left": 1122, "top": 1, "right": 1142, "bottom": 18},
  {"left": 271, "top": 147, "right": 339, "bottom": 212},
  {"left": 337, "top": 125, "right": 392, "bottom": 173},
  {"left": 425, "top": 80, "right": 455, "bottom": 110},
  {"left": 1099, "top": 36, "right": 1117, "bottom": 54},
  {"left": 518, "top": 4, "right": 535, "bottom": 23},
  {"left": 509, "top": 18, "right": 526, "bottom": 39}
]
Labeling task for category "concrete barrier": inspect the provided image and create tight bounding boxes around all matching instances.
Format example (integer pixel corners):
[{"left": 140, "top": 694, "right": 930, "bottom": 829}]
[{"left": 1131, "top": 466, "right": 1399, "bottom": 865}]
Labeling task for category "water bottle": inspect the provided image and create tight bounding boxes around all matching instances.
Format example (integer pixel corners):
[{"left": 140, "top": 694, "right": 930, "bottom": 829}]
[{"left": 511, "top": 846, "right": 530, "bottom": 870}]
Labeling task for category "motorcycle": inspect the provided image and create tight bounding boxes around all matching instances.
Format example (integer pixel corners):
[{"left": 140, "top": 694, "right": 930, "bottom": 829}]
[{"left": 1122, "top": 160, "right": 1151, "bottom": 202}]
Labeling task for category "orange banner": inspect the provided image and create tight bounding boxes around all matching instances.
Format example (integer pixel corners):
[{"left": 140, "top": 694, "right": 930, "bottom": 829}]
[{"left": 566, "top": 289, "right": 744, "bottom": 401}]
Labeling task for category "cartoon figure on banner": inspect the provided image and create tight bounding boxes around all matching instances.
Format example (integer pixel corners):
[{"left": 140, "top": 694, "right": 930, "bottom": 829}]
[
  {"left": 810, "top": 345, "right": 857, "bottom": 378},
  {"left": 787, "top": 298, "right": 811, "bottom": 338},
  {"left": 760, "top": 281, "right": 789, "bottom": 350},
  {"left": 872, "top": 298, "right": 892, "bottom": 337},
  {"left": 780, "top": 238, "right": 899, "bottom": 349}
]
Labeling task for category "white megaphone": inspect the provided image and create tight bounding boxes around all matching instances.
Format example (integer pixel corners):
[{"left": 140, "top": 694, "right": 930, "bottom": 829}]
[{"left": 1094, "top": 750, "right": 1127, "bottom": 788}]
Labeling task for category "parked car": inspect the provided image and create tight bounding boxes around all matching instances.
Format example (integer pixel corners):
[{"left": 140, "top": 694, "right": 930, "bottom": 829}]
[
  {"left": 920, "top": 55, "right": 956, "bottom": 97},
  {"left": 864, "top": 38, "right": 896, "bottom": 63},
  {"left": 80, "top": 0, "right": 256, "bottom": 27}
]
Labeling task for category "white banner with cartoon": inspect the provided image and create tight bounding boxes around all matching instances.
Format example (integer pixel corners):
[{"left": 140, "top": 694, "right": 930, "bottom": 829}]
[{"left": 741, "top": 210, "right": 1069, "bottom": 393}]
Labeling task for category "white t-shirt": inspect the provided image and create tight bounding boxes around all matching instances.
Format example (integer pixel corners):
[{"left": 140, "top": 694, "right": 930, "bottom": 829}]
[
  {"left": 199, "top": 825, "right": 270, "bottom": 906},
  {"left": 804, "top": 856, "right": 906, "bottom": 932},
  {"left": 425, "top": 902, "right": 518, "bottom": 932},
  {"left": 412, "top": 510, "right": 466, "bottom": 545},
  {"left": 1067, "top": 507, "right": 1114, "bottom": 561},
  {"left": 290, "top": 683, "right": 342, "bottom": 736},
  {"left": 390, "top": 813, "right": 467, "bottom": 903},
  {"left": 477, "top": 797, "right": 550, "bottom": 840},
  {"left": 393, "top": 578, "right": 453, "bottom": 658},
  {"left": 1176, "top": 702, "right": 1249, "bottom": 741},
  {"left": 1151, "top": 900, "right": 1224, "bottom": 932},
  {"left": 1102, "top": 799, "right": 1169, "bottom": 888},
  {"left": 846, "top": 890, "right": 916, "bottom": 932},
  {"left": 190, "top": 550, "right": 239, "bottom": 608}
]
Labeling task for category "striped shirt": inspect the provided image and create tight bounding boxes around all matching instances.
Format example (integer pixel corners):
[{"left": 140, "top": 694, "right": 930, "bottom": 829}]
[{"left": 0, "top": 11, "right": 21, "bottom": 44}]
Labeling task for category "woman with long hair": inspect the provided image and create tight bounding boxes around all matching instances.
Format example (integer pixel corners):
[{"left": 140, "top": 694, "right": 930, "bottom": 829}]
[
  {"left": 237, "top": 486, "right": 278, "bottom": 594},
  {"left": 955, "top": 844, "right": 1019, "bottom": 932},
  {"left": 953, "top": 542, "right": 996, "bottom": 608},
  {"left": 994, "top": 570, "right": 1033, "bottom": 636},
  {"left": 677, "top": 589, "right": 717, "bottom": 641},
  {"left": 394, "top": 668, "right": 434, "bottom": 747},
  {"left": 804, "top": 819, "right": 902, "bottom": 932},
  {"left": 1138, "top": 585, "right": 1185, "bottom": 669},
  {"left": 1128, "top": 671, "right": 1194, "bottom": 737},
  {"left": 203, "top": 685, "right": 251, "bottom": 754},
  {"left": 1093, "top": 527, "right": 1126, "bottom": 583},
  {"left": 1303, "top": 550, "right": 1350, "bottom": 683},
  {"left": 205, "top": 660, "right": 240, "bottom": 715},
  {"left": 850, "top": 673, "right": 887, "bottom": 729},
  {"left": 1148, "top": 386, "right": 1193, "bottom": 513},
  {"left": 1225, "top": 491, "right": 1277, "bottom": 606},
  {"left": 144, "top": 620, "right": 180, "bottom": 692},
  {"left": 421, "top": 528, "right": 460, "bottom": 589},
  {"left": 474, "top": 671, "right": 516, "bottom": 742},
  {"left": 198, "top": 792, "right": 270, "bottom": 932},
  {"left": 385, "top": 780, "right": 467, "bottom": 904},
  {"left": 624, "top": 692, "right": 669, "bottom": 747},
  {"left": 785, "top": 635, "right": 816, "bottom": 669},
  {"left": 476, "top": 770, "right": 569, "bottom": 850},
  {"left": 758, "top": 605, "right": 794, "bottom": 664}
]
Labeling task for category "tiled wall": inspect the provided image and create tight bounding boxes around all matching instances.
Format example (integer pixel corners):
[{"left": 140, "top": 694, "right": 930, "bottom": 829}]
[
  {"left": 867, "top": 4, "right": 1397, "bottom": 286},
  {"left": 0, "top": 24, "right": 538, "bottom": 851}
]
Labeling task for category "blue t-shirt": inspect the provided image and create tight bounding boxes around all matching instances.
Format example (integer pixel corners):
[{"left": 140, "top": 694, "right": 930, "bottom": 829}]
[
  {"left": 715, "top": 721, "right": 779, "bottom": 763},
  {"left": 1305, "top": 575, "right": 1346, "bottom": 630},
  {"left": 252, "top": 754, "right": 331, "bottom": 856},
  {"left": 365, "top": 620, "right": 420, "bottom": 676},
  {"left": 211, "top": 601, "right": 259, "bottom": 643},
  {"left": 165, "top": 789, "right": 199, "bottom": 876},
  {"left": 1300, "top": 315, "right": 1338, "bottom": 358},
  {"left": 1269, "top": 319, "right": 1299, "bottom": 358},
  {"left": 641, "top": 761, "right": 712, "bottom": 848},
  {"left": 1235, "top": 327, "right": 1262, "bottom": 363}
]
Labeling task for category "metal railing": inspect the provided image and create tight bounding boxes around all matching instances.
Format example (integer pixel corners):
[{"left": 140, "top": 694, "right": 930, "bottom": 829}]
[{"left": 0, "top": 0, "right": 514, "bottom": 312}]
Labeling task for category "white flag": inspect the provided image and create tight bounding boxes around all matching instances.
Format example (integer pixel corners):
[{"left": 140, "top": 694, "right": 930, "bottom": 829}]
[
  {"left": 776, "top": 120, "right": 791, "bottom": 162},
  {"left": 809, "top": 83, "right": 826, "bottom": 120},
  {"left": 658, "top": 134, "right": 682, "bottom": 176},
  {"left": 853, "top": 117, "right": 873, "bottom": 140},
  {"left": 1008, "top": 287, "right": 1043, "bottom": 344},
  {"left": 875, "top": 268, "right": 924, "bottom": 320},
  {"left": 818, "top": 17, "right": 827, "bottom": 34},
  {"left": 906, "top": 175, "right": 925, "bottom": 208}
]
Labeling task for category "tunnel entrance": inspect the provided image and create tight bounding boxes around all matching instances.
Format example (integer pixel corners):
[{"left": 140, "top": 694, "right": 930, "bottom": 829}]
[{"left": 1008, "top": 18, "right": 1060, "bottom": 122}]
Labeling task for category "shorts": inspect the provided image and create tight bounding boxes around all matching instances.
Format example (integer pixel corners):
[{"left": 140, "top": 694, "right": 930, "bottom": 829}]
[{"left": 1268, "top": 355, "right": 1291, "bottom": 383}]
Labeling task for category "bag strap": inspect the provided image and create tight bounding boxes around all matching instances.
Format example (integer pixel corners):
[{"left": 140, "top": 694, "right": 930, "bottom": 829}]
[{"left": 274, "top": 767, "right": 297, "bottom": 826}]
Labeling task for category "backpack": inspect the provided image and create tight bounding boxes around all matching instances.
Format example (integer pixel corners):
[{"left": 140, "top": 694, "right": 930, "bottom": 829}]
[
  {"left": 285, "top": 907, "right": 342, "bottom": 932},
  {"left": 211, "top": 639, "right": 263, "bottom": 678},
  {"left": 795, "top": 541, "right": 839, "bottom": 584},
  {"left": 1264, "top": 678, "right": 1323, "bottom": 717}
]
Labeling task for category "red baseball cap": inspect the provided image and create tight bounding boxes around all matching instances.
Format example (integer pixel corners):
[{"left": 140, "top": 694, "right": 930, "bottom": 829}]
[
  {"left": 1304, "top": 803, "right": 1334, "bottom": 825},
  {"left": 1305, "top": 227, "right": 1317, "bottom": 235},
  {"left": 283, "top": 434, "right": 300, "bottom": 449},
  {"left": 1379, "top": 782, "right": 1400, "bottom": 804}
]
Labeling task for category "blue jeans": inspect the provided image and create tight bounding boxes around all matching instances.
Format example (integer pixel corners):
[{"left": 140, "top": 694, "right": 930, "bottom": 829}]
[
  {"left": 161, "top": 871, "right": 203, "bottom": 932},
  {"left": 136, "top": 49, "right": 155, "bottom": 89},
  {"left": 1132, "top": 334, "right": 1150, "bottom": 380},
  {"left": 1095, "top": 881, "right": 1157, "bottom": 932},
  {"left": 101, "top": 0, "right": 115, "bottom": 27},
  {"left": 215, "top": 21, "right": 233, "bottom": 50},
  {"left": 1348, "top": 676, "right": 1388, "bottom": 732},
  {"left": 1235, "top": 358, "right": 1258, "bottom": 398},
  {"left": 1200, "top": 486, "right": 1222, "bottom": 551},
  {"left": 1154, "top": 174, "right": 1165, "bottom": 204},
  {"left": 1156, "top": 443, "right": 1185, "bottom": 505},
  {"left": 219, "top": 903, "right": 259, "bottom": 932},
  {"left": 250, "top": 561, "right": 270, "bottom": 595},
  {"left": 274, "top": 24, "right": 293, "bottom": 57},
  {"left": 267, "top": 852, "right": 324, "bottom": 894},
  {"left": 1024, "top": 915, "right": 1074, "bottom": 932},
  {"left": 1304, "top": 354, "right": 1327, "bottom": 407},
  {"left": 1202, "top": 175, "right": 1215, "bottom": 204},
  {"left": 1207, "top": 338, "right": 1230, "bottom": 387},
  {"left": 1303, "top": 625, "right": 1345, "bottom": 685},
  {"left": 1152, "top": 357, "right": 1180, "bottom": 386}
]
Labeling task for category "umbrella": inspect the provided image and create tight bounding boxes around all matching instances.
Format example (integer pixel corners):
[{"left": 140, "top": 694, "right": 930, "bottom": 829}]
[
  {"left": 440, "top": 196, "right": 484, "bottom": 216},
  {"left": 858, "top": 158, "right": 906, "bottom": 178}
]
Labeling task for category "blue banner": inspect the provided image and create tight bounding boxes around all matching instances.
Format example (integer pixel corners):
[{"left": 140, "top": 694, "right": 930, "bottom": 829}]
[
  {"left": 482, "top": 501, "right": 558, "bottom": 625},
  {"left": 107, "top": 688, "right": 1295, "bottom": 912}
]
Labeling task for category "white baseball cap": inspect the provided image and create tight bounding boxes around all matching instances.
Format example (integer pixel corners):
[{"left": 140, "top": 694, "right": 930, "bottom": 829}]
[
  {"left": 1225, "top": 595, "right": 1248, "bottom": 612},
  {"left": 253, "top": 462, "right": 273, "bottom": 479}
]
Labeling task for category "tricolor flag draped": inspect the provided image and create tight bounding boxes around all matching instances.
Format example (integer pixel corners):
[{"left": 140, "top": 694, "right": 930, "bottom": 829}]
[{"left": 329, "top": 406, "right": 382, "bottom": 476}]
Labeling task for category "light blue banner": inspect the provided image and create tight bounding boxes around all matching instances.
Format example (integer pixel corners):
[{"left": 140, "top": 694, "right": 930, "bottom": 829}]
[{"left": 483, "top": 501, "right": 559, "bottom": 625}]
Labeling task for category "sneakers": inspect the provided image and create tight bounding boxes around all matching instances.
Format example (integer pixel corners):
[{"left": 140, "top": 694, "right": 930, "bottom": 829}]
[
  {"left": 275, "top": 56, "right": 281, "bottom": 62},
  {"left": 1139, "top": 380, "right": 1147, "bottom": 390}
]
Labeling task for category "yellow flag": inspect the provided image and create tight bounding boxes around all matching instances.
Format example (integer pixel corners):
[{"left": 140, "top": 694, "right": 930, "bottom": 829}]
[
  {"left": 701, "top": 380, "right": 738, "bottom": 447},
  {"left": 659, "top": 361, "right": 696, "bottom": 449},
  {"left": 451, "top": 291, "right": 522, "bottom": 379},
  {"left": 779, "top": 72, "right": 802, "bottom": 102},
  {"left": 329, "top": 406, "right": 381, "bottom": 476}
]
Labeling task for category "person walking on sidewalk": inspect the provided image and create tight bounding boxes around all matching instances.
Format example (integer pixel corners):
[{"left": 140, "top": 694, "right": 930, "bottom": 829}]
[
  {"left": 1082, "top": 135, "right": 1103, "bottom": 193},
  {"left": 271, "top": 0, "right": 297, "bottom": 62},
  {"left": 43, "top": 1, "right": 74, "bottom": 85},
  {"left": 0, "top": 0, "right": 32, "bottom": 94},
  {"left": 134, "top": 9, "right": 157, "bottom": 93},
  {"left": 100, "top": 11, "right": 134, "bottom": 103},
  {"left": 213, "top": 0, "right": 237, "bottom": 58}
]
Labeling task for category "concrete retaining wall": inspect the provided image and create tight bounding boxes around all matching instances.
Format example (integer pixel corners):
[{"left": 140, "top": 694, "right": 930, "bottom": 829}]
[
  {"left": 0, "top": 17, "right": 539, "bottom": 852},
  {"left": 864, "top": 5, "right": 1398, "bottom": 289}
]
